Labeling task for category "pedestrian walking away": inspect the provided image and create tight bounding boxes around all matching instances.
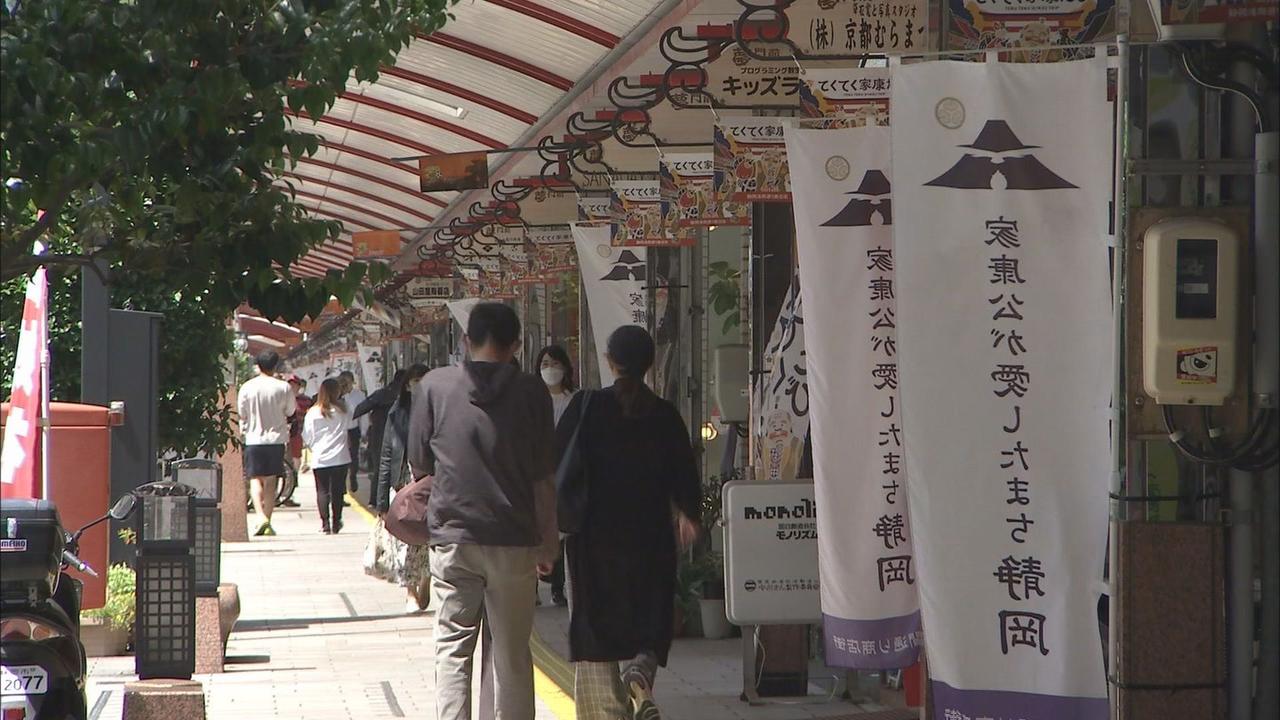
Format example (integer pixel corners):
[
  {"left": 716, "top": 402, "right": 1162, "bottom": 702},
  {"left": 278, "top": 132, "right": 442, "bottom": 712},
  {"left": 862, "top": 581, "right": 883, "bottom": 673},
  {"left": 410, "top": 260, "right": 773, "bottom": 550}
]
[
  {"left": 366, "top": 363, "right": 433, "bottom": 612},
  {"left": 282, "top": 373, "right": 312, "bottom": 508},
  {"left": 304, "top": 378, "right": 352, "bottom": 534},
  {"left": 536, "top": 344, "right": 578, "bottom": 607},
  {"left": 355, "top": 368, "right": 407, "bottom": 507},
  {"left": 408, "top": 302, "right": 559, "bottom": 720},
  {"left": 555, "top": 326, "right": 702, "bottom": 720},
  {"left": 239, "top": 350, "right": 296, "bottom": 537},
  {"left": 340, "top": 370, "right": 367, "bottom": 498}
]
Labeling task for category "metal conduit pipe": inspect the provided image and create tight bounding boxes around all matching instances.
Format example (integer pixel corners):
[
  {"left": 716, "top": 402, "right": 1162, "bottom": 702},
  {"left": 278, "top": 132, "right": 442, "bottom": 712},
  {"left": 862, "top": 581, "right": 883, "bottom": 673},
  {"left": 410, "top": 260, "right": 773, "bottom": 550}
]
[
  {"left": 1226, "top": 35, "right": 1265, "bottom": 720},
  {"left": 1252, "top": 129, "right": 1278, "bottom": 720}
]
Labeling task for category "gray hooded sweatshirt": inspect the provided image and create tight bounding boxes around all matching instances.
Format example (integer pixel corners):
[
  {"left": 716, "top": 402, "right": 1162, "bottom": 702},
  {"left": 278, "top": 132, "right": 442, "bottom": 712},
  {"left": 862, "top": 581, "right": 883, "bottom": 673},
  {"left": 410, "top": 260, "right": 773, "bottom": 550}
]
[{"left": 407, "top": 361, "right": 556, "bottom": 550}]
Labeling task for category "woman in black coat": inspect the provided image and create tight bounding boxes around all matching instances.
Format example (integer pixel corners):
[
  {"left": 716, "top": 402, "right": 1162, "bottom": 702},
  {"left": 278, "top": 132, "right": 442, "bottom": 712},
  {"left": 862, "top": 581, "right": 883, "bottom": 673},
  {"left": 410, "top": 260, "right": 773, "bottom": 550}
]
[
  {"left": 368, "top": 363, "right": 431, "bottom": 612},
  {"left": 555, "top": 326, "right": 701, "bottom": 720}
]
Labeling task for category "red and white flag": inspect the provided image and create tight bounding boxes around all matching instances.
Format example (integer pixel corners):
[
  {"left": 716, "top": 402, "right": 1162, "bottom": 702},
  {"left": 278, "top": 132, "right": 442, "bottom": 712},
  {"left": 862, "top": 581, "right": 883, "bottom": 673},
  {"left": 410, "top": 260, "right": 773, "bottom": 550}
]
[{"left": 1, "top": 266, "right": 49, "bottom": 499}]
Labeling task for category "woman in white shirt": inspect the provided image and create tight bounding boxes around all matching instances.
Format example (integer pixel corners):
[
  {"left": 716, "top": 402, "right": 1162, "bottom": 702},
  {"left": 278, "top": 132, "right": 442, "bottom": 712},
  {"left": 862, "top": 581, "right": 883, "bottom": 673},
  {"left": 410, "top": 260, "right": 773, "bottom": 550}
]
[
  {"left": 303, "top": 378, "right": 352, "bottom": 534},
  {"left": 536, "top": 344, "right": 578, "bottom": 606}
]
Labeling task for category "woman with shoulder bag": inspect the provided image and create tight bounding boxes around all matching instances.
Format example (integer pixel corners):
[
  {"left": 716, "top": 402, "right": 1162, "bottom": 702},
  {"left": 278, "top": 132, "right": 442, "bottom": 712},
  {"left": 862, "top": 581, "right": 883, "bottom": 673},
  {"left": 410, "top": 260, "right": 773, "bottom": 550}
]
[
  {"left": 555, "top": 326, "right": 701, "bottom": 720},
  {"left": 365, "top": 363, "right": 433, "bottom": 613}
]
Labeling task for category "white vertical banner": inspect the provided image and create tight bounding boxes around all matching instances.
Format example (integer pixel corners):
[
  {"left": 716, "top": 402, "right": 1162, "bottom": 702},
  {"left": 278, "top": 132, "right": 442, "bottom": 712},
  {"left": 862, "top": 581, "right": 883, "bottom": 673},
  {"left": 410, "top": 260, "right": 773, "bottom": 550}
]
[
  {"left": 892, "top": 57, "right": 1112, "bottom": 717},
  {"left": 357, "top": 343, "right": 383, "bottom": 393},
  {"left": 750, "top": 278, "right": 809, "bottom": 484},
  {"left": 572, "top": 224, "right": 647, "bottom": 387},
  {"left": 788, "top": 125, "right": 922, "bottom": 669}
]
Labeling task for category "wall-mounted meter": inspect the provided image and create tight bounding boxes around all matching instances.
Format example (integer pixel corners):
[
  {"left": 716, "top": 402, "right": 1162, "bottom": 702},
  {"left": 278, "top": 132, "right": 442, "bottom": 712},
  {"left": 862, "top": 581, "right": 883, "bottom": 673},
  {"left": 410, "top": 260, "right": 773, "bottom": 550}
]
[{"left": 1142, "top": 217, "right": 1241, "bottom": 405}]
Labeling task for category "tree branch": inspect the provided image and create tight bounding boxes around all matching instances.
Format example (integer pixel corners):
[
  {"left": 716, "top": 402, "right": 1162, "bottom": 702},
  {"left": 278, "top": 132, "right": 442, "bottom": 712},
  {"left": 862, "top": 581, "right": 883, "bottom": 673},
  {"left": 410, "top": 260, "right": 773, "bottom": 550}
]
[{"left": 1, "top": 251, "right": 108, "bottom": 284}]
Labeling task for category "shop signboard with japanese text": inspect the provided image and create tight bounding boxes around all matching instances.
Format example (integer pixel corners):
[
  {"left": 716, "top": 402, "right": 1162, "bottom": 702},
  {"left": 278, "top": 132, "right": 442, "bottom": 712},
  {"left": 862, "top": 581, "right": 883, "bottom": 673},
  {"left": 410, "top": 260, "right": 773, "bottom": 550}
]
[
  {"left": 659, "top": 153, "right": 732, "bottom": 241},
  {"left": 788, "top": 125, "right": 921, "bottom": 670},
  {"left": 609, "top": 179, "right": 669, "bottom": 246},
  {"left": 405, "top": 277, "right": 454, "bottom": 307},
  {"left": 892, "top": 58, "right": 1112, "bottom": 717},
  {"left": 722, "top": 481, "right": 821, "bottom": 625},
  {"left": 786, "top": 0, "right": 930, "bottom": 55},
  {"left": 1159, "top": 0, "right": 1277, "bottom": 23},
  {"left": 714, "top": 118, "right": 791, "bottom": 206},
  {"left": 799, "top": 68, "right": 892, "bottom": 129},
  {"left": 752, "top": 278, "right": 808, "bottom": 485}
]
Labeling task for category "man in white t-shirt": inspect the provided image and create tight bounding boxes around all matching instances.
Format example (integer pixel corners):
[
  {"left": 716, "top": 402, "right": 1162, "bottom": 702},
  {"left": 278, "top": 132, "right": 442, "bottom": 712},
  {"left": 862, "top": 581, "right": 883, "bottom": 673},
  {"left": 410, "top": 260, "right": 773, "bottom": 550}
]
[
  {"left": 339, "top": 371, "right": 367, "bottom": 500},
  {"left": 238, "top": 351, "right": 296, "bottom": 537}
]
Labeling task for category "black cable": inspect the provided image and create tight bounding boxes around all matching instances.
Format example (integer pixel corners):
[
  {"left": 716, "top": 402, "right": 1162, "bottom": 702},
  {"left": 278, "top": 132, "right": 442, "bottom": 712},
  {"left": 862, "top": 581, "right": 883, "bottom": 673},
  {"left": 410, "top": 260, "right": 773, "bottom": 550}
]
[{"left": 1163, "top": 405, "right": 1275, "bottom": 468}]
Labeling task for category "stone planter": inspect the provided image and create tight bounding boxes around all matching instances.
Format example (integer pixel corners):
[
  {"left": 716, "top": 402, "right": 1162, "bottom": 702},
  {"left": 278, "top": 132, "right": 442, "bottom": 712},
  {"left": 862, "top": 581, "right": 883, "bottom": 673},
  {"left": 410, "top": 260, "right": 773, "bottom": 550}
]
[
  {"left": 699, "top": 598, "right": 733, "bottom": 640},
  {"left": 82, "top": 617, "right": 130, "bottom": 657}
]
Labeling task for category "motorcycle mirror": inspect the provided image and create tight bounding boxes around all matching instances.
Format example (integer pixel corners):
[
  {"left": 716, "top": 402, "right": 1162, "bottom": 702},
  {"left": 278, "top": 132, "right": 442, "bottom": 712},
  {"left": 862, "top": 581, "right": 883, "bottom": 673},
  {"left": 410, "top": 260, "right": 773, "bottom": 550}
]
[{"left": 108, "top": 494, "right": 137, "bottom": 521}]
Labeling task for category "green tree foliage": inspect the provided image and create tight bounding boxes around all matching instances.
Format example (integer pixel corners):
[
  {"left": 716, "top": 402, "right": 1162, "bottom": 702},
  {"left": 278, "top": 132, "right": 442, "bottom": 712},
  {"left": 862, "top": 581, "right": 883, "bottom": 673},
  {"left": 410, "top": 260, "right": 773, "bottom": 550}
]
[
  {"left": 1, "top": 0, "right": 455, "bottom": 318},
  {"left": 1, "top": 0, "right": 456, "bottom": 454}
]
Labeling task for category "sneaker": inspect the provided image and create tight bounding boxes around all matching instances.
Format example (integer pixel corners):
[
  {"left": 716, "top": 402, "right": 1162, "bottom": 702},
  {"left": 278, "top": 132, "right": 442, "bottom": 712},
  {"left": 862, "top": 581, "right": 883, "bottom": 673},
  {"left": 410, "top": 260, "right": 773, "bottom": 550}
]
[
  {"left": 254, "top": 522, "right": 270, "bottom": 537},
  {"left": 552, "top": 592, "right": 568, "bottom": 607},
  {"left": 628, "top": 681, "right": 661, "bottom": 720},
  {"left": 260, "top": 522, "right": 277, "bottom": 537},
  {"left": 332, "top": 519, "right": 343, "bottom": 534},
  {"left": 281, "top": 499, "right": 301, "bottom": 508},
  {"left": 320, "top": 525, "right": 331, "bottom": 534}
]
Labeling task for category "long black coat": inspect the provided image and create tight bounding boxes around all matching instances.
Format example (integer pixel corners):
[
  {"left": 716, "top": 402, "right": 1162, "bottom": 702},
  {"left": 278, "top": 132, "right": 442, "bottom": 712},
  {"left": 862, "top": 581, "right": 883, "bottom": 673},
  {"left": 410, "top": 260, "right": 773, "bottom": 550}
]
[
  {"left": 374, "top": 398, "right": 411, "bottom": 513},
  {"left": 555, "top": 387, "right": 701, "bottom": 666}
]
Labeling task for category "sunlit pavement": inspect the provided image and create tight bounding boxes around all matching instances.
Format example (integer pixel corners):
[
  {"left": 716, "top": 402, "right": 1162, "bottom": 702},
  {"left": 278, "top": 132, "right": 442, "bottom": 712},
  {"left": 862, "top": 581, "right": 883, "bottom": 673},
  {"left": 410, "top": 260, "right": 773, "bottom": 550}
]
[{"left": 86, "top": 474, "right": 563, "bottom": 720}]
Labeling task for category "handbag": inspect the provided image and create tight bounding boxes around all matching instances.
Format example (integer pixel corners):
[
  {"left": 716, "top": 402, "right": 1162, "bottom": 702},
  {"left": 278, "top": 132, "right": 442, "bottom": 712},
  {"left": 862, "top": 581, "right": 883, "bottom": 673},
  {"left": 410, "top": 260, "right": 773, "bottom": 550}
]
[
  {"left": 555, "top": 390, "right": 594, "bottom": 534},
  {"left": 385, "top": 474, "right": 433, "bottom": 545}
]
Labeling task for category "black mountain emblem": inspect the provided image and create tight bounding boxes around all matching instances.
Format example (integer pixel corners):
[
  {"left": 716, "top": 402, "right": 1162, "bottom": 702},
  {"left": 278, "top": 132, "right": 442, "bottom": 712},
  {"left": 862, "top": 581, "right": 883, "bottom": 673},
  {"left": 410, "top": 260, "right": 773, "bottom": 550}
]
[
  {"left": 925, "top": 120, "right": 1075, "bottom": 191},
  {"left": 822, "top": 170, "right": 892, "bottom": 227},
  {"left": 601, "top": 250, "right": 646, "bottom": 281}
]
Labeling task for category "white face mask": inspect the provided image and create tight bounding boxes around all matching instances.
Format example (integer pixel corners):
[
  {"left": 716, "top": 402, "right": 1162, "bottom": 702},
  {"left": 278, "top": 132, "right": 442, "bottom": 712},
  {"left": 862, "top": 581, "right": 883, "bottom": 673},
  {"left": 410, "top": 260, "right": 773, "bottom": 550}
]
[{"left": 541, "top": 367, "right": 565, "bottom": 388}]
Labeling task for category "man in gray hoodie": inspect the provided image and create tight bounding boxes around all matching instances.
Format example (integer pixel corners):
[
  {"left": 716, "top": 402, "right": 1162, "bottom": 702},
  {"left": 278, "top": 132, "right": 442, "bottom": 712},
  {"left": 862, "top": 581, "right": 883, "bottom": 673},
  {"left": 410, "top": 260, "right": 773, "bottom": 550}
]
[{"left": 408, "top": 302, "right": 558, "bottom": 720}]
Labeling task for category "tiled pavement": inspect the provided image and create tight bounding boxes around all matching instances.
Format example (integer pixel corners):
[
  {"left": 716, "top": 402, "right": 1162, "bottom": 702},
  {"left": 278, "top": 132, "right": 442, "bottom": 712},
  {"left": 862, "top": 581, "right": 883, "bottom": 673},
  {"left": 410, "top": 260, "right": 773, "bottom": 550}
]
[
  {"left": 86, "top": 473, "right": 916, "bottom": 720},
  {"left": 87, "top": 474, "right": 564, "bottom": 720}
]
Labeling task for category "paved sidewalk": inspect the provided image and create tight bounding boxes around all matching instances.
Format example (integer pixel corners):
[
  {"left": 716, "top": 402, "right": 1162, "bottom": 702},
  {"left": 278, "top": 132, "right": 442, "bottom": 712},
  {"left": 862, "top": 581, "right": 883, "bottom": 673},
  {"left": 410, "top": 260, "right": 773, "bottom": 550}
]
[
  {"left": 87, "top": 475, "right": 565, "bottom": 720},
  {"left": 532, "top": 604, "right": 916, "bottom": 720}
]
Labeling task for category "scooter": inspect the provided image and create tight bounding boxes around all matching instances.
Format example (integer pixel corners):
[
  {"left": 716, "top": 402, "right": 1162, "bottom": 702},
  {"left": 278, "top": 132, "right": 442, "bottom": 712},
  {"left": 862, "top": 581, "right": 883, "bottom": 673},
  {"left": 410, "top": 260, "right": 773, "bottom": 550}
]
[{"left": 1, "top": 493, "right": 137, "bottom": 720}]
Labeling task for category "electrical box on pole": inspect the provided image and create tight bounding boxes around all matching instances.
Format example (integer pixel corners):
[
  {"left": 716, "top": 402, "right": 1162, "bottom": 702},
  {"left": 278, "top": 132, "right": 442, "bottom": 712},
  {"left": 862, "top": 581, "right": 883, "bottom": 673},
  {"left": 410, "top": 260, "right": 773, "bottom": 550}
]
[{"left": 1141, "top": 216, "right": 1242, "bottom": 406}]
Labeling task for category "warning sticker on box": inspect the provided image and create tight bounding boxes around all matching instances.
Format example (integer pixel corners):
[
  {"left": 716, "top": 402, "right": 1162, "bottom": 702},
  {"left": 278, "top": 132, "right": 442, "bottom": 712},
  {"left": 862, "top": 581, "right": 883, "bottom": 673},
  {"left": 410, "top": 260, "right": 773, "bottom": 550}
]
[{"left": 1176, "top": 346, "right": 1218, "bottom": 384}]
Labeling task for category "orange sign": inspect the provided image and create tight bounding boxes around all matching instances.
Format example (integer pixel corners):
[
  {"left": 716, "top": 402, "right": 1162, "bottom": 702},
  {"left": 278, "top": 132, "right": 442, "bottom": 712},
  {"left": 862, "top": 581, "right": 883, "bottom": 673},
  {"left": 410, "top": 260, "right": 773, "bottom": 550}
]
[
  {"left": 352, "top": 230, "right": 401, "bottom": 259},
  {"left": 419, "top": 151, "right": 490, "bottom": 193}
]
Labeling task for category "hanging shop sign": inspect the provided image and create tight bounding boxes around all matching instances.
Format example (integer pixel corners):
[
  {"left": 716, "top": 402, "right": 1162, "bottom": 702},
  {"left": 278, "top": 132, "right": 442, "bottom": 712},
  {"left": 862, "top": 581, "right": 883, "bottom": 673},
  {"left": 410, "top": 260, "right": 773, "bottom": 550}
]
[
  {"left": 945, "top": 0, "right": 1116, "bottom": 60},
  {"left": 352, "top": 230, "right": 401, "bottom": 259},
  {"left": 752, "top": 276, "right": 808, "bottom": 484},
  {"left": 527, "top": 227, "right": 574, "bottom": 244},
  {"left": 328, "top": 351, "right": 359, "bottom": 379},
  {"left": 715, "top": 117, "right": 791, "bottom": 205},
  {"left": 419, "top": 150, "right": 490, "bottom": 193},
  {"left": 415, "top": 254, "right": 454, "bottom": 278},
  {"left": 517, "top": 186, "right": 579, "bottom": 226},
  {"left": 578, "top": 194, "right": 613, "bottom": 223},
  {"left": 573, "top": 225, "right": 647, "bottom": 386},
  {"left": 661, "top": 153, "right": 742, "bottom": 231},
  {"left": 1160, "top": 0, "right": 1277, "bottom": 22},
  {"left": 479, "top": 272, "right": 519, "bottom": 300},
  {"left": 356, "top": 343, "right": 384, "bottom": 392},
  {"left": 609, "top": 178, "right": 671, "bottom": 246},
  {"left": 788, "top": 125, "right": 921, "bottom": 670},
  {"left": 891, "top": 57, "right": 1112, "bottom": 716},
  {"left": 702, "top": 43, "right": 805, "bottom": 109},
  {"left": 799, "top": 67, "right": 892, "bottom": 128},
  {"left": 405, "top": 277, "right": 454, "bottom": 307},
  {"left": 532, "top": 244, "right": 577, "bottom": 279},
  {"left": 774, "top": 0, "right": 930, "bottom": 56}
]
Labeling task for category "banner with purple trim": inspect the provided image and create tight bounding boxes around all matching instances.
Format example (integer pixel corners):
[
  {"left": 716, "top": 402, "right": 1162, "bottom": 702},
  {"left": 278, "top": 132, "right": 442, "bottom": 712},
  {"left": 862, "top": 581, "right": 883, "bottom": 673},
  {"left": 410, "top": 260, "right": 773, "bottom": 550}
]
[
  {"left": 788, "top": 125, "right": 921, "bottom": 670},
  {"left": 892, "top": 57, "right": 1112, "bottom": 718}
]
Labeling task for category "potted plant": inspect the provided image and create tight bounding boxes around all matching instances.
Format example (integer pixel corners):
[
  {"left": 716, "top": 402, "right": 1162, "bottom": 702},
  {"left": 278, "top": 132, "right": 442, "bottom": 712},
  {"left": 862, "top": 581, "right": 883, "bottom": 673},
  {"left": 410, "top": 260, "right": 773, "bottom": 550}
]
[
  {"left": 695, "top": 551, "right": 734, "bottom": 640},
  {"left": 674, "top": 553, "right": 715, "bottom": 638},
  {"left": 82, "top": 563, "right": 135, "bottom": 657},
  {"left": 707, "top": 261, "right": 742, "bottom": 336}
]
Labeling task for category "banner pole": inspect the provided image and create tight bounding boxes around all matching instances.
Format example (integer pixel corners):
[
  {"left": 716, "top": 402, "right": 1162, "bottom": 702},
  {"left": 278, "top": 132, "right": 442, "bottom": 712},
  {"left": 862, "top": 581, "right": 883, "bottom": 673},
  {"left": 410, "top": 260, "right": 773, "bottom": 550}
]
[
  {"left": 40, "top": 320, "right": 51, "bottom": 500},
  {"left": 1107, "top": 33, "right": 1130, "bottom": 720}
]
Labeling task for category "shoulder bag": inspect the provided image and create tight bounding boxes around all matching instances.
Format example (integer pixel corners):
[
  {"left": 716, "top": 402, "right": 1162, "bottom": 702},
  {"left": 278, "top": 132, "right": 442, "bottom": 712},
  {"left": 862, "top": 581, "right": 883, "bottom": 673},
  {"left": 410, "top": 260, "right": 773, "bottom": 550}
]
[
  {"left": 555, "top": 390, "right": 594, "bottom": 534},
  {"left": 385, "top": 473, "right": 432, "bottom": 545}
]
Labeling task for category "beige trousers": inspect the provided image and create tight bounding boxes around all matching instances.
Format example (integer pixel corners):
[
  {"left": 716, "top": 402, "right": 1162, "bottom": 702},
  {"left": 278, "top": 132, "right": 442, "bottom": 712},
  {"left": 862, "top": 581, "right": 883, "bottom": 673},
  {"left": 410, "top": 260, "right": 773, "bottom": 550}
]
[{"left": 430, "top": 543, "right": 538, "bottom": 720}]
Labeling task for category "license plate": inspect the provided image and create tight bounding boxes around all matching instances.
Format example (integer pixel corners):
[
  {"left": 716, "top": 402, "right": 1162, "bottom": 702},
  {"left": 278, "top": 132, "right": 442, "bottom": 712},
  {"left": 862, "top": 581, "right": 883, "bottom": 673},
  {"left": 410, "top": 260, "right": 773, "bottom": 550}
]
[{"left": 0, "top": 666, "right": 48, "bottom": 696}]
